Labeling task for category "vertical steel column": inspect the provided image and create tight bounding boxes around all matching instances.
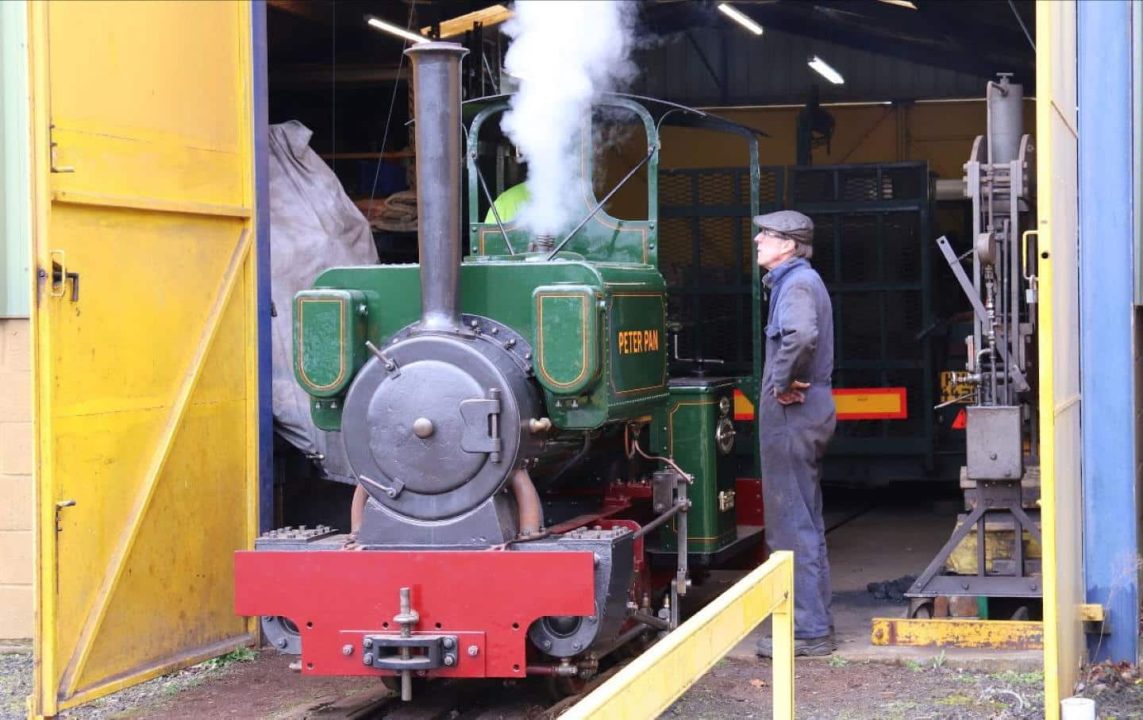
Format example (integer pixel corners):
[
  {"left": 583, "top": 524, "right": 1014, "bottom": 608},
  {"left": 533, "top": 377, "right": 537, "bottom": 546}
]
[
  {"left": 1078, "top": 0, "right": 1139, "bottom": 664},
  {"left": 920, "top": 196, "right": 934, "bottom": 470},
  {"left": 252, "top": 0, "right": 274, "bottom": 533},
  {"left": 690, "top": 173, "right": 702, "bottom": 360}
]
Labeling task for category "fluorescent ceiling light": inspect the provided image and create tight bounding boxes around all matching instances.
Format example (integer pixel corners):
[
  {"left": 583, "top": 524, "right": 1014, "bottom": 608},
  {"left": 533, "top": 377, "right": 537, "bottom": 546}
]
[
  {"left": 718, "top": 3, "right": 764, "bottom": 36},
  {"left": 808, "top": 55, "right": 844, "bottom": 85},
  {"left": 878, "top": 0, "right": 918, "bottom": 8},
  {"left": 423, "top": 4, "right": 513, "bottom": 39},
  {"left": 366, "top": 15, "right": 428, "bottom": 44}
]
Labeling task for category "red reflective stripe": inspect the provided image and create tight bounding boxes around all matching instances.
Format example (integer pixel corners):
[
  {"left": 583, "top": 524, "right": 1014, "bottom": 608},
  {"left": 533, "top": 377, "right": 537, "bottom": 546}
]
[
  {"left": 833, "top": 387, "right": 908, "bottom": 420},
  {"left": 732, "top": 388, "right": 755, "bottom": 420}
]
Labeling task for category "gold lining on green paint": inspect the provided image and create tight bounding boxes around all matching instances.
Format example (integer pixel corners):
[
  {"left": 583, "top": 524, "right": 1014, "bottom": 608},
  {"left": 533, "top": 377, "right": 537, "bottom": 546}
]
[
  {"left": 295, "top": 297, "right": 348, "bottom": 393},
  {"left": 668, "top": 399, "right": 736, "bottom": 541},
  {"left": 609, "top": 292, "right": 668, "bottom": 396},
  {"left": 535, "top": 291, "right": 593, "bottom": 390}
]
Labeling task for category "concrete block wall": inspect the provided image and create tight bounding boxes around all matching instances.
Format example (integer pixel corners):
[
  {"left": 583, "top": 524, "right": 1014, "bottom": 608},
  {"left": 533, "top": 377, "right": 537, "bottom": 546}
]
[{"left": 0, "top": 318, "right": 32, "bottom": 639}]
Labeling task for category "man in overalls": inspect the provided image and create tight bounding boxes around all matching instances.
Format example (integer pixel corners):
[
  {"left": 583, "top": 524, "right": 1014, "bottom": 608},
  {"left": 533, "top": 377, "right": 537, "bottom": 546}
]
[{"left": 752, "top": 210, "right": 837, "bottom": 658}]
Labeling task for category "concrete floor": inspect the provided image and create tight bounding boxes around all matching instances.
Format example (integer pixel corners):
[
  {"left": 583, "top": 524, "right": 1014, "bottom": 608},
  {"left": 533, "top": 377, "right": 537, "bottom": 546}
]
[{"left": 708, "top": 497, "right": 1043, "bottom": 671}]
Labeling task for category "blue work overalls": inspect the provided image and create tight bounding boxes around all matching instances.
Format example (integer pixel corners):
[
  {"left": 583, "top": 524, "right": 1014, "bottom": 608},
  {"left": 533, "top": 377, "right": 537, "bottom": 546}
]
[{"left": 759, "top": 258, "right": 837, "bottom": 640}]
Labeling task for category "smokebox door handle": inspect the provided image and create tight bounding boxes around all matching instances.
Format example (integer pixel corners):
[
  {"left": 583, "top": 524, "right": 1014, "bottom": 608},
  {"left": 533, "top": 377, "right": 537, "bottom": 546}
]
[{"left": 458, "top": 390, "right": 502, "bottom": 462}]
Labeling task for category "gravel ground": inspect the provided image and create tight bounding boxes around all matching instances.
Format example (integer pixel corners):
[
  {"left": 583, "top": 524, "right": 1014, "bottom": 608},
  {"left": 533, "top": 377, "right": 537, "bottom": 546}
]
[
  {"left": 3, "top": 646, "right": 1055, "bottom": 720},
  {"left": 0, "top": 648, "right": 281, "bottom": 720},
  {"left": 1074, "top": 661, "right": 1143, "bottom": 720},
  {"left": 1, "top": 654, "right": 32, "bottom": 720},
  {"left": 669, "top": 657, "right": 1046, "bottom": 720}
]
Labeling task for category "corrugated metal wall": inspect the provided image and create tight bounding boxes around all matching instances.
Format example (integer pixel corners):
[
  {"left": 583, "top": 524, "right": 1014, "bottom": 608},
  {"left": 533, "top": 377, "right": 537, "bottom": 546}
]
[{"left": 632, "top": 26, "right": 995, "bottom": 107}]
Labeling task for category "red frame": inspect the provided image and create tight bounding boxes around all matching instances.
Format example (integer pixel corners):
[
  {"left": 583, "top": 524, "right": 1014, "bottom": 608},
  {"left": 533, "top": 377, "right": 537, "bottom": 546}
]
[
  {"left": 735, "top": 477, "right": 764, "bottom": 526},
  {"left": 234, "top": 550, "right": 594, "bottom": 678}
]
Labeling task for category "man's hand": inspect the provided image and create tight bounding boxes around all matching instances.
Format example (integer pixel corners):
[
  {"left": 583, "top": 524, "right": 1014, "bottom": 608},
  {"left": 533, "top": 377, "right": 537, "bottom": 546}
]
[{"left": 774, "top": 380, "right": 811, "bottom": 406}]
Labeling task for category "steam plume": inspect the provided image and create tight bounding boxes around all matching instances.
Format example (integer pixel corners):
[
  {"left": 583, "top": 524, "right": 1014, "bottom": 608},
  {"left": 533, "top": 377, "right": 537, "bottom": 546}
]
[{"left": 500, "top": 1, "right": 638, "bottom": 238}]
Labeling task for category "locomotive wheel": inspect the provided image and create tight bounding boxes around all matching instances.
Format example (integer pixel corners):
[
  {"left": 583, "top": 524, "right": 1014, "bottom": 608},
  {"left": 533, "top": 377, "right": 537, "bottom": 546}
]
[
  {"left": 261, "top": 616, "right": 302, "bottom": 655},
  {"left": 545, "top": 674, "right": 588, "bottom": 700},
  {"left": 908, "top": 599, "right": 934, "bottom": 619},
  {"left": 614, "top": 628, "right": 655, "bottom": 660}
]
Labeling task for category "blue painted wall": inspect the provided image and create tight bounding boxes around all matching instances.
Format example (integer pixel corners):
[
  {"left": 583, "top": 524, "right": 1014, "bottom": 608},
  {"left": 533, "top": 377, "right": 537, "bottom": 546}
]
[
  {"left": 1078, "top": 0, "right": 1139, "bottom": 664},
  {"left": 253, "top": 1, "right": 274, "bottom": 533}
]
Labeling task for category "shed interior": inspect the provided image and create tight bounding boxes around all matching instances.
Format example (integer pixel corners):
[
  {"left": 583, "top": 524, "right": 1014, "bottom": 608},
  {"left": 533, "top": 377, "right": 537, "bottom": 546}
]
[{"left": 264, "top": 0, "right": 1040, "bottom": 629}]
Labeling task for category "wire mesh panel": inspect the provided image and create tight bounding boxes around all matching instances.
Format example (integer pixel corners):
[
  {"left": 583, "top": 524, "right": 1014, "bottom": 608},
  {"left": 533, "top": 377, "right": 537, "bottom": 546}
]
[
  {"left": 790, "top": 169, "right": 833, "bottom": 206},
  {"left": 698, "top": 172, "right": 738, "bottom": 206},
  {"left": 660, "top": 172, "right": 692, "bottom": 207},
  {"left": 812, "top": 215, "right": 838, "bottom": 285},
  {"left": 788, "top": 163, "right": 935, "bottom": 469},
  {"left": 755, "top": 171, "right": 782, "bottom": 208},
  {"left": 838, "top": 216, "right": 881, "bottom": 284},
  {"left": 664, "top": 163, "right": 940, "bottom": 478},
  {"left": 791, "top": 163, "right": 929, "bottom": 204},
  {"left": 883, "top": 214, "right": 924, "bottom": 282},
  {"left": 660, "top": 167, "right": 783, "bottom": 375},
  {"left": 838, "top": 292, "right": 883, "bottom": 361}
]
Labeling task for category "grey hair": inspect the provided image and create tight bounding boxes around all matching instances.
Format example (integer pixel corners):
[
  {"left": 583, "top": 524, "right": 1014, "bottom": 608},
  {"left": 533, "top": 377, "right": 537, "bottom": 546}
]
[{"left": 793, "top": 241, "right": 814, "bottom": 260}]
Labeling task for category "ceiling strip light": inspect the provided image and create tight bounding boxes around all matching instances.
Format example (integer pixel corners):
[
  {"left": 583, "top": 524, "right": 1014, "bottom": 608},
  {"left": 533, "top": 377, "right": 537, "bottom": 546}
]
[
  {"left": 717, "top": 3, "right": 764, "bottom": 36},
  {"left": 808, "top": 55, "right": 845, "bottom": 85}
]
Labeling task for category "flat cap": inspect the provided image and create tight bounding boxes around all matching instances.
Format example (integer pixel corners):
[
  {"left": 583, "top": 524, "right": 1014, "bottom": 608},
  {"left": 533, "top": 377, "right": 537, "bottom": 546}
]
[{"left": 753, "top": 210, "right": 814, "bottom": 245}]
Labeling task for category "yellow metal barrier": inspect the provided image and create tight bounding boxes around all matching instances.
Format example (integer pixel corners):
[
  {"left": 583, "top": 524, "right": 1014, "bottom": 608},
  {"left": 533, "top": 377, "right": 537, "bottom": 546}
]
[
  {"left": 870, "top": 617, "right": 1043, "bottom": 650},
  {"left": 562, "top": 550, "right": 794, "bottom": 720}
]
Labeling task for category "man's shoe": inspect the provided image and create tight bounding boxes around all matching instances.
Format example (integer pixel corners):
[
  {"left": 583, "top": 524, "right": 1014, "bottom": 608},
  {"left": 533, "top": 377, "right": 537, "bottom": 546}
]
[{"left": 755, "top": 635, "right": 836, "bottom": 658}]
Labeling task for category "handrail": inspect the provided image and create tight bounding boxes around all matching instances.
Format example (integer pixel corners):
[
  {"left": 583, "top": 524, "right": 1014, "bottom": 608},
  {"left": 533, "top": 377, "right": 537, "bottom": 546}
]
[{"left": 561, "top": 550, "right": 795, "bottom": 720}]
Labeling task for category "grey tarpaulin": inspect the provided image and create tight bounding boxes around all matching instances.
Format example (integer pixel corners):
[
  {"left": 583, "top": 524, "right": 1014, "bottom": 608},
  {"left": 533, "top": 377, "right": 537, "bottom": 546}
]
[{"left": 269, "top": 120, "right": 379, "bottom": 484}]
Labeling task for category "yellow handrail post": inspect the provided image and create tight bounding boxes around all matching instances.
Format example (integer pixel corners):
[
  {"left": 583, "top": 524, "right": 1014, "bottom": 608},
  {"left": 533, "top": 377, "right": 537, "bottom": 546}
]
[
  {"left": 772, "top": 551, "right": 795, "bottom": 719},
  {"left": 561, "top": 550, "right": 795, "bottom": 720}
]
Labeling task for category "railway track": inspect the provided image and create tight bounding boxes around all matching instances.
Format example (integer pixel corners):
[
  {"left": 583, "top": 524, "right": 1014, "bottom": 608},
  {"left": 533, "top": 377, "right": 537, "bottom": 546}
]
[
  {"left": 280, "top": 653, "right": 631, "bottom": 720},
  {"left": 277, "top": 499, "right": 877, "bottom": 720}
]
